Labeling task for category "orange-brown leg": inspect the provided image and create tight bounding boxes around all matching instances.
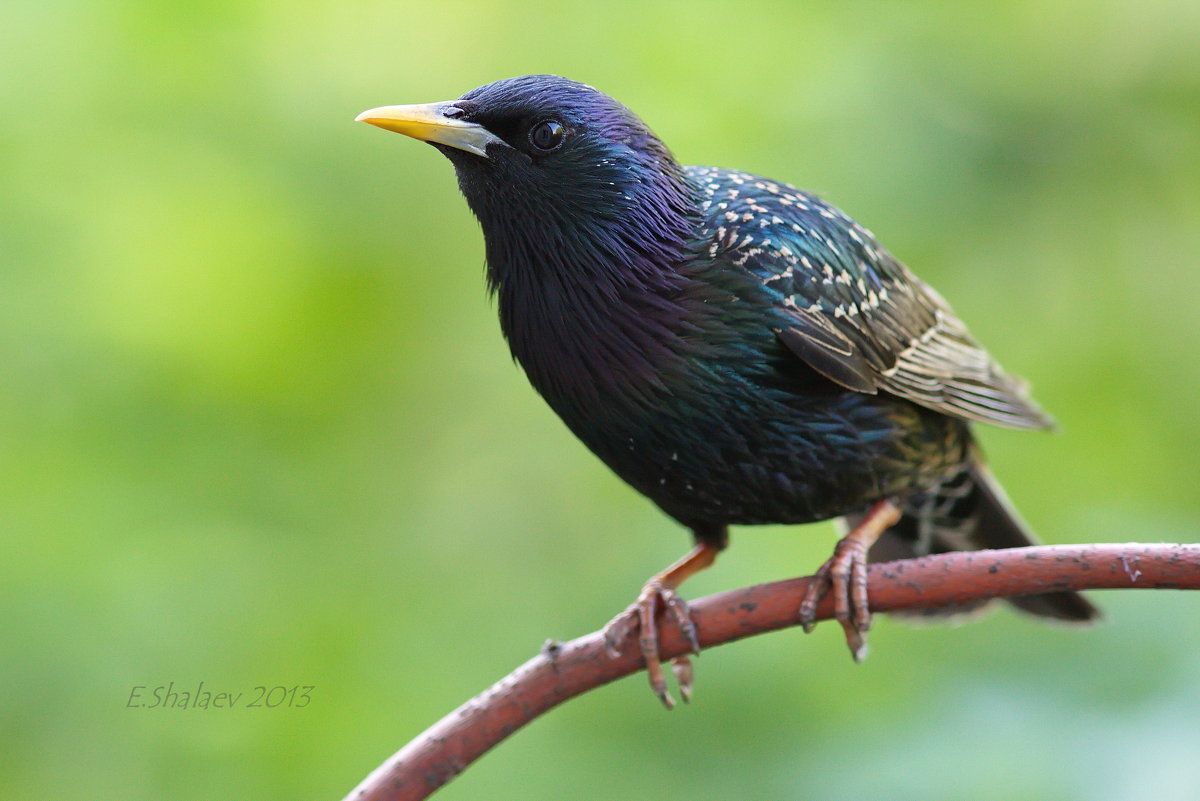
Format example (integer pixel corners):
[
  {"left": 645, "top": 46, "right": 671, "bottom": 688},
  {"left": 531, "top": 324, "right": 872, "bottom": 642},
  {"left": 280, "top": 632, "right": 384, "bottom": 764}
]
[
  {"left": 799, "top": 499, "right": 902, "bottom": 662},
  {"left": 602, "top": 542, "right": 720, "bottom": 709}
]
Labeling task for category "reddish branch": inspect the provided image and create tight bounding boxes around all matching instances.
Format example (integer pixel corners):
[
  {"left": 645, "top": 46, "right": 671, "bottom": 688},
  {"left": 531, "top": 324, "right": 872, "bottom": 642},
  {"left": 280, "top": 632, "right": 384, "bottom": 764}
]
[{"left": 342, "top": 543, "right": 1200, "bottom": 801}]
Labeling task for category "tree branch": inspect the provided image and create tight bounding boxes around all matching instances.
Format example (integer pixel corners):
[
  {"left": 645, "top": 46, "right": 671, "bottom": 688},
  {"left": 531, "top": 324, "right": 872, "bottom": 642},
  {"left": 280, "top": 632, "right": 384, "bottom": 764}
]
[{"left": 342, "top": 543, "right": 1200, "bottom": 801}]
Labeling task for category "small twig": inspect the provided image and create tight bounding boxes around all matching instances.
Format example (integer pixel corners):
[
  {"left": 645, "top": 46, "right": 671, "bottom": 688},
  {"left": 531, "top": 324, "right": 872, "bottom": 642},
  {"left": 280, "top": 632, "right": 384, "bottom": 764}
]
[{"left": 342, "top": 543, "right": 1200, "bottom": 801}]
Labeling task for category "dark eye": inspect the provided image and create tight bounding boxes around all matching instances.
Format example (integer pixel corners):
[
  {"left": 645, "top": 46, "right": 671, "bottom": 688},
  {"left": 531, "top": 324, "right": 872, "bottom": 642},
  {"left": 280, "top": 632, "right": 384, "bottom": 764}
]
[{"left": 528, "top": 120, "right": 565, "bottom": 153}]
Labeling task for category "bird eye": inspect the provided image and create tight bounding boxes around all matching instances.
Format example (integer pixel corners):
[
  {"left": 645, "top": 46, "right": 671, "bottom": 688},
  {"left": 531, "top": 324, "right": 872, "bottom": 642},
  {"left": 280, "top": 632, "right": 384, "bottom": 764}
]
[{"left": 528, "top": 120, "right": 565, "bottom": 153}]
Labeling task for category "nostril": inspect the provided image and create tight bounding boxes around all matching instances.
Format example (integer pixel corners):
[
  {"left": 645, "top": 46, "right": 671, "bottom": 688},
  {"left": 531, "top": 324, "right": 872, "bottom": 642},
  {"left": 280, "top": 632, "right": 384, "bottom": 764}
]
[{"left": 443, "top": 101, "right": 479, "bottom": 120}]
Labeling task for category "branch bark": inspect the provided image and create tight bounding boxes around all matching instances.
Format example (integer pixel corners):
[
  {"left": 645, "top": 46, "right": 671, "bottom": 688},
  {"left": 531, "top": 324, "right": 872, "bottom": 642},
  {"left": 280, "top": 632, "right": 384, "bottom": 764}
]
[{"left": 342, "top": 543, "right": 1200, "bottom": 801}]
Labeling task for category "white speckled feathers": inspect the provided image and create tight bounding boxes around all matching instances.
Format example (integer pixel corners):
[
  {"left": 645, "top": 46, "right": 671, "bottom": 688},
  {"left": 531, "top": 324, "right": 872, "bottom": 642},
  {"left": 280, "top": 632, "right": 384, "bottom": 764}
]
[{"left": 688, "top": 166, "right": 1053, "bottom": 430}]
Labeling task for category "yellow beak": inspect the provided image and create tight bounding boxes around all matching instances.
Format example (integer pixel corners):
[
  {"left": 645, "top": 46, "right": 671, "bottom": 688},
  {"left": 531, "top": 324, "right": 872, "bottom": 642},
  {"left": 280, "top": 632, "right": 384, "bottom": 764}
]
[{"left": 355, "top": 102, "right": 505, "bottom": 158}]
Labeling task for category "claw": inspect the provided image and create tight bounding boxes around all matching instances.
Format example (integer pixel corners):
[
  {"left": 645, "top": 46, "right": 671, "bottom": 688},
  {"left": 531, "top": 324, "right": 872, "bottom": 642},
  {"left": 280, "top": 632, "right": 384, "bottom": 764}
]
[
  {"left": 798, "top": 500, "right": 901, "bottom": 661},
  {"left": 672, "top": 656, "right": 694, "bottom": 704},
  {"left": 798, "top": 567, "right": 831, "bottom": 634},
  {"left": 603, "top": 610, "right": 635, "bottom": 658},
  {"left": 602, "top": 580, "right": 696, "bottom": 709},
  {"left": 600, "top": 541, "right": 721, "bottom": 707},
  {"left": 662, "top": 591, "right": 701, "bottom": 654}
]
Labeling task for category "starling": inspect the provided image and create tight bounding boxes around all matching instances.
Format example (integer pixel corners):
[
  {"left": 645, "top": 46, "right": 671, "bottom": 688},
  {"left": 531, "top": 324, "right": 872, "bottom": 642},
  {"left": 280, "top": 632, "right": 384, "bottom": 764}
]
[{"left": 357, "top": 75, "right": 1098, "bottom": 707}]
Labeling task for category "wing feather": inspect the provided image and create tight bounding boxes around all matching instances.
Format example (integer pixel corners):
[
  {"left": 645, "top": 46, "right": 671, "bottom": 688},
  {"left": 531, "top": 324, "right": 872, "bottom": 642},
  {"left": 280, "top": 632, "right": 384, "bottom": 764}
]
[{"left": 689, "top": 166, "right": 1054, "bottom": 430}]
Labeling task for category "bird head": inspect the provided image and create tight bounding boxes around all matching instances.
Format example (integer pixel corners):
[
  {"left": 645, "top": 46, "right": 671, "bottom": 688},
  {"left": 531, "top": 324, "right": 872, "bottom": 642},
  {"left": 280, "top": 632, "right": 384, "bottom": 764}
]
[{"left": 357, "top": 75, "right": 697, "bottom": 290}]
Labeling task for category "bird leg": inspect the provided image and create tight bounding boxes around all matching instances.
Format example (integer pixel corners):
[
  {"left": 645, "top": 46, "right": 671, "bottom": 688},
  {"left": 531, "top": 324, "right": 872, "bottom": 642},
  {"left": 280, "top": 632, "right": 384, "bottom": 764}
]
[
  {"left": 799, "top": 499, "right": 902, "bottom": 662},
  {"left": 602, "top": 542, "right": 720, "bottom": 709}
]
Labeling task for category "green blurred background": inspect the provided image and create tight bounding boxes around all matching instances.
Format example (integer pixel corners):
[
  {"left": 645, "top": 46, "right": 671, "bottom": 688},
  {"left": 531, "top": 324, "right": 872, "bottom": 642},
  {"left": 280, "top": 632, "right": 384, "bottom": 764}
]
[{"left": 3, "top": 0, "right": 1199, "bottom": 799}]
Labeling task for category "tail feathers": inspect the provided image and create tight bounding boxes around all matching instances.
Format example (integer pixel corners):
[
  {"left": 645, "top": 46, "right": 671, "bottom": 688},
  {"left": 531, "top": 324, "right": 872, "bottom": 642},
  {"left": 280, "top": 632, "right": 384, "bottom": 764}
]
[
  {"left": 965, "top": 460, "right": 1100, "bottom": 622},
  {"left": 859, "top": 455, "right": 1100, "bottom": 624}
]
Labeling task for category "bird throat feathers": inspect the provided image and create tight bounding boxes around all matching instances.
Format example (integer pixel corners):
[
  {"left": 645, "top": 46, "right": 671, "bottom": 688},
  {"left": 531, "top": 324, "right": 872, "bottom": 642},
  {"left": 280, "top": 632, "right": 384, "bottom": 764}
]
[{"left": 446, "top": 140, "right": 701, "bottom": 417}]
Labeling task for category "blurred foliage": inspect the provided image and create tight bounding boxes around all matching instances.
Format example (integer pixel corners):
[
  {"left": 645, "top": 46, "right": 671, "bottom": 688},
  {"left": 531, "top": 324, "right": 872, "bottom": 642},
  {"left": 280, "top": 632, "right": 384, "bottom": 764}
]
[{"left": 2, "top": 0, "right": 1199, "bottom": 799}]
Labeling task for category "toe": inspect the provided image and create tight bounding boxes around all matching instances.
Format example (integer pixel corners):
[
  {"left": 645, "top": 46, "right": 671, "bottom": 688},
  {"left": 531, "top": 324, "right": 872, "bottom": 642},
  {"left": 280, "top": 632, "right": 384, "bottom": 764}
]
[
  {"left": 602, "top": 608, "right": 636, "bottom": 657},
  {"left": 799, "top": 566, "right": 832, "bottom": 632},
  {"left": 661, "top": 590, "right": 700, "bottom": 653},
  {"left": 672, "top": 656, "right": 694, "bottom": 704}
]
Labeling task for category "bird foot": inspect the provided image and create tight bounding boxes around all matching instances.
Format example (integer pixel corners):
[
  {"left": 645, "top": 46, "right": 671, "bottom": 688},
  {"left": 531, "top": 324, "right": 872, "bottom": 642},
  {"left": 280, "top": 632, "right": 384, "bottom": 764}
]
[
  {"left": 602, "top": 581, "right": 700, "bottom": 709},
  {"left": 798, "top": 536, "right": 873, "bottom": 661},
  {"left": 798, "top": 499, "right": 902, "bottom": 662}
]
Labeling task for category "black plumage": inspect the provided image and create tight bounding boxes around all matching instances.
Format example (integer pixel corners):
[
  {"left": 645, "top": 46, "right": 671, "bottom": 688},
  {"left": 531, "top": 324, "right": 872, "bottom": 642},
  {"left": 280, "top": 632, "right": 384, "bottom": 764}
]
[{"left": 357, "top": 75, "right": 1097, "bottom": 707}]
